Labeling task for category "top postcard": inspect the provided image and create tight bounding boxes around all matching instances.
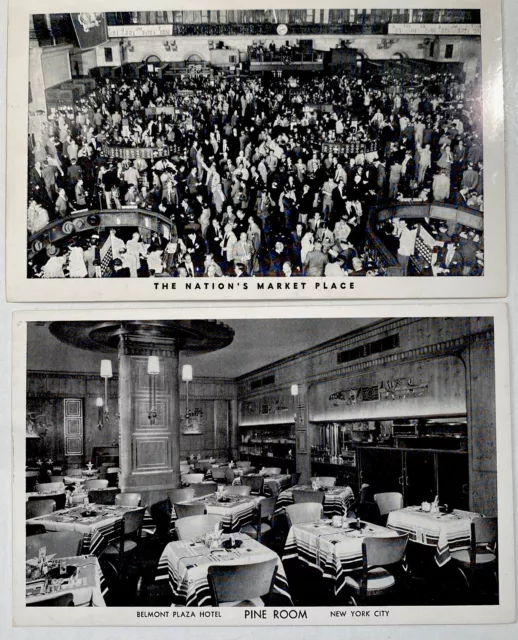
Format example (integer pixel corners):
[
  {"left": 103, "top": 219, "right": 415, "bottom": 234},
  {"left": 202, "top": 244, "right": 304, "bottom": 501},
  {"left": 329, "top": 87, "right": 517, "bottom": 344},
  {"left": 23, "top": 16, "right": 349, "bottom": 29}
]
[{"left": 6, "top": 1, "right": 506, "bottom": 301}]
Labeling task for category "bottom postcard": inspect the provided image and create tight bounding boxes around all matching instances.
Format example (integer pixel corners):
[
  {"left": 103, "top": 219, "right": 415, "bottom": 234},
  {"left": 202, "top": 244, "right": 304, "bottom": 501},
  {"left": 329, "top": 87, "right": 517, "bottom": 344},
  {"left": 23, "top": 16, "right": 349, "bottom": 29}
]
[{"left": 11, "top": 304, "right": 515, "bottom": 625}]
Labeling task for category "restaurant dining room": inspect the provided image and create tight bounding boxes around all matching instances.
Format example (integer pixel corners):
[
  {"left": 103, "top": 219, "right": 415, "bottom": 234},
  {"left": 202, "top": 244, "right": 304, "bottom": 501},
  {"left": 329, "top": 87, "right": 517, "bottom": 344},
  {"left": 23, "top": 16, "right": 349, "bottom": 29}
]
[{"left": 20, "top": 314, "right": 503, "bottom": 610}]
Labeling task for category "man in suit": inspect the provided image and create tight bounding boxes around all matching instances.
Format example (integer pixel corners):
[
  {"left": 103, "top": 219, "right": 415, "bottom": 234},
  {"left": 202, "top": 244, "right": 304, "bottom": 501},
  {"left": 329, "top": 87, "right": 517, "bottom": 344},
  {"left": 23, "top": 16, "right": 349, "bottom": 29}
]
[
  {"left": 110, "top": 258, "right": 130, "bottom": 278},
  {"left": 304, "top": 241, "right": 327, "bottom": 277}
]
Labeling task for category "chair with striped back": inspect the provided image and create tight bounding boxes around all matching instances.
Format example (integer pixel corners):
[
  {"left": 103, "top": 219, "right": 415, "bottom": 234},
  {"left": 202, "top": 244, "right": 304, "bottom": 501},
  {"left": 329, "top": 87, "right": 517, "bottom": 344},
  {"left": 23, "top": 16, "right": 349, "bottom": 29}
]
[
  {"left": 115, "top": 492, "right": 142, "bottom": 507},
  {"left": 286, "top": 503, "right": 323, "bottom": 527},
  {"left": 241, "top": 497, "right": 276, "bottom": 543},
  {"left": 292, "top": 489, "right": 325, "bottom": 505},
  {"left": 208, "top": 558, "right": 278, "bottom": 607},
  {"left": 241, "top": 475, "right": 264, "bottom": 496},
  {"left": 26, "top": 531, "right": 84, "bottom": 560},
  {"left": 101, "top": 507, "right": 146, "bottom": 578},
  {"left": 225, "top": 485, "right": 252, "bottom": 497},
  {"left": 343, "top": 534, "right": 409, "bottom": 604},
  {"left": 175, "top": 515, "right": 223, "bottom": 541}
]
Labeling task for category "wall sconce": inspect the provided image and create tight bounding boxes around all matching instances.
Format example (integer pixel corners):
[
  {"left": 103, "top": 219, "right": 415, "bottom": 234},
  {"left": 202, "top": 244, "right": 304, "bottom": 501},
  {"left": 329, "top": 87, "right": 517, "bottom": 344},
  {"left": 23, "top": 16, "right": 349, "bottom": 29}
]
[
  {"left": 377, "top": 38, "right": 399, "bottom": 50},
  {"left": 182, "top": 364, "right": 193, "bottom": 418},
  {"left": 148, "top": 356, "right": 160, "bottom": 424},
  {"left": 164, "top": 40, "right": 177, "bottom": 52},
  {"left": 96, "top": 397, "right": 104, "bottom": 430},
  {"left": 291, "top": 384, "right": 299, "bottom": 422},
  {"left": 100, "top": 359, "right": 112, "bottom": 426}
]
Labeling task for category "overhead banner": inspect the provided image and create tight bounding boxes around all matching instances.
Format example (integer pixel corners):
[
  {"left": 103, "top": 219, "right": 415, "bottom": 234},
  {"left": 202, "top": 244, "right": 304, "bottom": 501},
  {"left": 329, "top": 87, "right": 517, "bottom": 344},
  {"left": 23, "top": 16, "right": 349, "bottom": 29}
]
[
  {"left": 71, "top": 13, "right": 108, "bottom": 49},
  {"left": 388, "top": 23, "right": 481, "bottom": 36},
  {"left": 107, "top": 25, "right": 173, "bottom": 38}
]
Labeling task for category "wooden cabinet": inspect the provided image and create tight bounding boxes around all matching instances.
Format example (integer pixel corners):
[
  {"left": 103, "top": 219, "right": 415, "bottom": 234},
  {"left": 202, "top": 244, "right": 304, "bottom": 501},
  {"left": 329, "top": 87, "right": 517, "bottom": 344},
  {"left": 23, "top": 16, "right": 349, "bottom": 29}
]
[{"left": 357, "top": 446, "right": 469, "bottom": 510}]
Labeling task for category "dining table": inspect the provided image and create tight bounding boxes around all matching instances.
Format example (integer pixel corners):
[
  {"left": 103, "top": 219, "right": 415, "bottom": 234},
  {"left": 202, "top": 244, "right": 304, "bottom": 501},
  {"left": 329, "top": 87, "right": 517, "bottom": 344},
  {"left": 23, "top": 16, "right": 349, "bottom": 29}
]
[
  {"left": 387, "top": 506, "right": 481, "bottom": 566},
  {"left": 233, "top": 473, "right": 293, "bottom": 497},
  {"left": 283, "top": 518, "right": 398, "bottom": 595},
  {"left": 26, "top": 555, "right": 107, "bottom": 607},
  {"left": 26, "top": 504, "right": 141, "bottom": 556},
  {"left": 174, "top": 493, "right": 261, "bottom": 532},
  {"left": 276, "top": 484, "right": 355, "bottom": 517},
  {"left": 154, "top": 532, "right": 293, "bottom": 607}
]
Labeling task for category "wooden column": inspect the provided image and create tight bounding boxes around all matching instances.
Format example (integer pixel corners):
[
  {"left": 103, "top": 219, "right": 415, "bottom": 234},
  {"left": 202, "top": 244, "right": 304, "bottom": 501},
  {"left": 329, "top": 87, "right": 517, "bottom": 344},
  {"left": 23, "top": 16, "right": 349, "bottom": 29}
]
[{"left": 118, "top": 333, "right": 181, "bottom": 506}]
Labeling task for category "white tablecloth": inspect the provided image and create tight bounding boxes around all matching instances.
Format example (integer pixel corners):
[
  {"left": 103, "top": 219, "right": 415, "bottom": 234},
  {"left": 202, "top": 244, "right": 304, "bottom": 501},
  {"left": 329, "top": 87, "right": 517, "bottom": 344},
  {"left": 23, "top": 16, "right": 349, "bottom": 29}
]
[
  {"left": 283, "top": 519, "right": 397, "bottom": 595},
  {"left": 276, "top": 485, "right": 355, "bottom": 517},
  {"left": 387, "top": 506, "right": 479, "bottom": 566},
  {"left": 26, "top": 555, "right": 106, "bottom": 607},
  {"left": 154, "top": 533, "right": 292, "bottom": 606}
]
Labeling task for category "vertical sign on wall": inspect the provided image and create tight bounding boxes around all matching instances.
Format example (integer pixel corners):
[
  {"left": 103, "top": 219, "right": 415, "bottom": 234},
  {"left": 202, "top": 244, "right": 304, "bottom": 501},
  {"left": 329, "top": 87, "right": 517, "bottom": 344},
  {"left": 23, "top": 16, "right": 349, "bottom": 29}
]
[
  {"left": 64, "top": 398, "right": 83, "bottom": 456},
  {"left": 71, "top": 13, "right": 109, "bottom": 49}
]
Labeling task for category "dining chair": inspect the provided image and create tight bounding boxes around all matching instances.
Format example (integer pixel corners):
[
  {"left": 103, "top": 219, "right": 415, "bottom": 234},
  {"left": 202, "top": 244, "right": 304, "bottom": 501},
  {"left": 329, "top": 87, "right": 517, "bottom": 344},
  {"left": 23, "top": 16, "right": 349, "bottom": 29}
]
[
  {"left": 49, "top": 475, "right": 64, "bottom": 484},
  {"left": 179, "top": 462, "right": 191, "bottom": 475},
  {"left": 115, "top": 492, "right": 142, "bottom": 507},
  {"left": 241, "top": 475, "right": 264, "bottom": 495},
  {"left": 26, "top": 531, "right": 84, "bottom": 560},
  {"left": 65, "top": 469, "right": 83, "bottom": 477},
  {"left": 290, "top": 472, "right": 302, "bottom": 487},
  {"left": 27, "top": 592, "right": 75, "bottom": 607},
  {"left": 26, "top": 523, "right": 47, "bottom": 537},
  {"left": 88, "top": 488, "right": 120, "bottom": 505},
  {"left": 192, "top": 482, "right": 218, "bottom": 498},
  {"left": 101, "top": 507, "right": 146, "bottom": 578},
  {"left": 373, "top": 492, "right": 404, "bottom": 517},
  {"left": 208, "top": 558, "right": 278, "bottom": 607},
  {"left": 225, "top": 485, "right": 252, "bottom": 497},
  {"left": 241, "top": 497, "right": 276, "bottom": 543},
  {"left": 27, "top": 493, "right": 65, "bottom": 513},
  {"left": 26, "top": 498, "right": 56, "bottom": 519},
  {"left": 211, "top": 468, "right": 228, "bottom": 484},
  {"left": 149, "top": 498, "right": 173, "bottom": 540},
  {"left": 311, "top": 476, "right": 337, "bottom": 488},
  {"left": 236, "top": 461, "right": 251, "bottom": 471},
  {"left": 84, "top": 479, "right": 109, "bottom": 491},
  {"left": 36, "top": 482, "right": 64, "bottom": 494},
  {"left": 174, "top": 502, "right": 207, "bottom": 519},
  {"left": 175, "top": 514, "right": 223, "bottom": 540},
  {"left": 343, "top": 534, "right": 409, "bottom": 604},
  {"left": 195, "top": 460, "right": 213, "bottom": 474},
  {"left": 25, "top": 472, "right": 39, "bottom": 493},
  {"left": 224, "top": 468, "right": 236, "bottom": 484},
  {"left": 106, "top": 468, "right": 119, "bottom": 487},
  {"left": 292, "top": 489, "right": 325, "bottom": 505},
  {"left": 263, "top": 467, "right": 282, "bottom": 476},
  {"left": 286, "top": 503, "right": 323, "bottom": 526},
  {"left": 451, "top": 517, "right": 498, "bottom": 588},
  {"left": 168, "top": 487, "right": 195, "bottom": 504},
  {"left": 183, "top": 473, "right": 205, "bottom": 485}
]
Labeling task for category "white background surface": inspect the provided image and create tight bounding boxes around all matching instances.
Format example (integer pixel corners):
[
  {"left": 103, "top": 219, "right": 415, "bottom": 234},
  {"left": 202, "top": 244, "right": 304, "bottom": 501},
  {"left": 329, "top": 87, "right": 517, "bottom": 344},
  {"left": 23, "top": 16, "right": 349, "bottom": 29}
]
[{"left": 0, "top": 1, "right": 516, "bottom": 638}]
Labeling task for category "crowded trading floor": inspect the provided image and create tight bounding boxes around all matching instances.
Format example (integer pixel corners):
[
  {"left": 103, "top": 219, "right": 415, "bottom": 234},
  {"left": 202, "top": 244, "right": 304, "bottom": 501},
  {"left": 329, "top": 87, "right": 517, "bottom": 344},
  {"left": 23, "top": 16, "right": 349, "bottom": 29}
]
[{"left": 27, "top": 11, "right": 484, "bottom": 279}]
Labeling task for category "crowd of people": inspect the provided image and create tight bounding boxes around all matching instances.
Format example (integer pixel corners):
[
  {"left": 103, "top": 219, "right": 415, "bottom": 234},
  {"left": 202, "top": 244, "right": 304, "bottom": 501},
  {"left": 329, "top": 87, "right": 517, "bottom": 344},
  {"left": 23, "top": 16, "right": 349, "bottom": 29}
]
[{"left": 27, "top": 58, "right": 484, "bottom": 278}]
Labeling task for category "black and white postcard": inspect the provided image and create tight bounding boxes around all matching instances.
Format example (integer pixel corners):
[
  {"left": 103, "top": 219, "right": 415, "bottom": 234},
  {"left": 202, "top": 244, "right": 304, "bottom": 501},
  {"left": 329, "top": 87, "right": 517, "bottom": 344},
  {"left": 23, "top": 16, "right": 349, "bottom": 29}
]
[
  {"left": 6, "top": 1, "right": 506, "bottom": 301},
  {"left": 11, "top": 304, "right": 515, "bottom": 624}
]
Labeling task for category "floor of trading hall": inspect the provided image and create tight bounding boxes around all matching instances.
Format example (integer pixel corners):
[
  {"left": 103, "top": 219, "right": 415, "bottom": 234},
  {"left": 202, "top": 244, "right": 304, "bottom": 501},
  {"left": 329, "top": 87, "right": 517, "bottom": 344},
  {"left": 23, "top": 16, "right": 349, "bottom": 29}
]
[
  {"left": 25, "top": 317, "right": 499, "bottom": 607},
  {"left": 27, "top": 9, "right": 484, "bottom": 280}
]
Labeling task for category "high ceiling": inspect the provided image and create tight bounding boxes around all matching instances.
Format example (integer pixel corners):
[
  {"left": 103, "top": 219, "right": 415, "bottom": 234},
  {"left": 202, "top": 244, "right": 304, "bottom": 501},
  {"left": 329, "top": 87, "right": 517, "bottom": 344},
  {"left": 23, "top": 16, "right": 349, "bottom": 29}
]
[{"left": 27, "top": 318, "right": 379, "bottom": 379}]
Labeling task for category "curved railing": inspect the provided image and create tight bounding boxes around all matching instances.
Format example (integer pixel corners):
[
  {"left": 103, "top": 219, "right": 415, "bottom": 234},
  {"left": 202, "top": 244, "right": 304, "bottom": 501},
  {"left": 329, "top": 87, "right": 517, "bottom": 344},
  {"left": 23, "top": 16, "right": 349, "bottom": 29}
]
[
  {"left": 28, "top": 208, "right": 173, "bottom": 256},
  {"left": 365, "top": 201, "right": 484, "bottom": 275}
]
